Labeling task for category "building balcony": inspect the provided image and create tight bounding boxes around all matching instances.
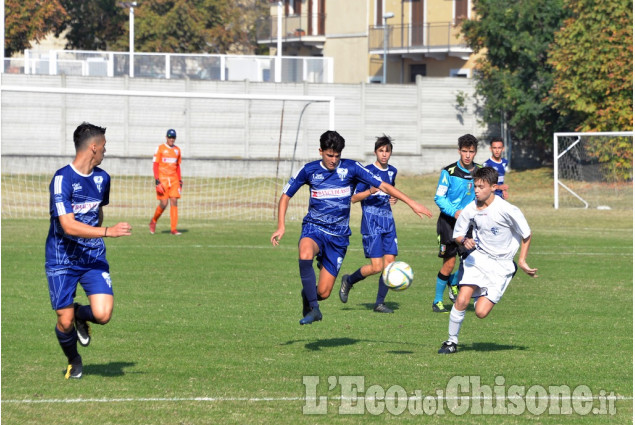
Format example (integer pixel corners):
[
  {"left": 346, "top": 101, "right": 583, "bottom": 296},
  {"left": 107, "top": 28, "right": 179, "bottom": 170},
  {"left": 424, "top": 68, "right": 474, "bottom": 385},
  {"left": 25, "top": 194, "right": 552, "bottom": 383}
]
[
  {"left": 256, "top": 13, "right": 327, "bottom": 49},
  {"left": 368, "top": 23, "right": 472, "bottom": 60}
]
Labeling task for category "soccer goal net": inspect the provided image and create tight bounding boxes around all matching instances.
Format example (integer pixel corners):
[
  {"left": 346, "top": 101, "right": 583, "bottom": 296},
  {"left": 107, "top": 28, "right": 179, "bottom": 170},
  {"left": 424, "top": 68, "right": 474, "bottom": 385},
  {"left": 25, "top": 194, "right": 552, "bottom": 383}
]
[
  {"left": 1, "top": 84, "right": 334, "bottom": 222},
  {"left": 553, "top": 132, "right": 633, "bottom": 209}
]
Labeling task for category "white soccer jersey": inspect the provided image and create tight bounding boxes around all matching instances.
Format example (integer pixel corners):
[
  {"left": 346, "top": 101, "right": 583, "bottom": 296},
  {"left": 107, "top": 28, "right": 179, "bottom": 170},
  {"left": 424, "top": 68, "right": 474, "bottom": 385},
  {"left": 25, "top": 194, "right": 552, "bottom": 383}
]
[{"left": 453, "top": 196, "right": 531, "bottom": 260}]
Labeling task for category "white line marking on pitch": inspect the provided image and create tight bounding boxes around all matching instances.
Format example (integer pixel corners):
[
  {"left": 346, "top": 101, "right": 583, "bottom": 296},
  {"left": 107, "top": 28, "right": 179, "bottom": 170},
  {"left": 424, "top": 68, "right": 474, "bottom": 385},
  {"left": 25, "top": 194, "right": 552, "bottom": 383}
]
[{"left": 2, "top": 395, "right": 632, "bottom": 404}]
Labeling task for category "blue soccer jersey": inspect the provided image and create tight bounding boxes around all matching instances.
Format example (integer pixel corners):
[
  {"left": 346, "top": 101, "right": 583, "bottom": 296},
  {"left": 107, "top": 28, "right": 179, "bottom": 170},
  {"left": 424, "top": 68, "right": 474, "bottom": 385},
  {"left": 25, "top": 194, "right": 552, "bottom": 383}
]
[
  {"left": 45, "top": 164, "right": 111, "bottom": 268},
  {"left": 434, "top": 161, "right": 481, "bottom": 218},
  {"left": 483, "top": 157, "right": 509, "bottom": 198},
  {"left": 355, "top": 163, "right": 397, "bottom": 235},
  {"left": 284, "top": 158, "right": 383, "bottom": 237}
]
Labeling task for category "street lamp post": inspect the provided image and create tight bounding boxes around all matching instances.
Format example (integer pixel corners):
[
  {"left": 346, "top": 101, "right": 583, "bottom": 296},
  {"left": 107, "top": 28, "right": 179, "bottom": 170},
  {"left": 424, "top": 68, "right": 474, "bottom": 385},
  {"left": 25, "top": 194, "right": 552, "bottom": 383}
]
[
  {"left": 119, "top": 2, "right": 138, "bottom": 78},
  {"left": 382, "top": 12, "right": 394, "bottom": 84}
]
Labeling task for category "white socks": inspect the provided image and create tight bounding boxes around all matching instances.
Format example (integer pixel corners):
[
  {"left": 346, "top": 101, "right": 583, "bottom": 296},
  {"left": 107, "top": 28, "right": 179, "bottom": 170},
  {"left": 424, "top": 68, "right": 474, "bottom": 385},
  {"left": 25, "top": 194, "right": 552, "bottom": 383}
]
[{"left": 448, "top": 305, "right": 466, "bottom": 344}]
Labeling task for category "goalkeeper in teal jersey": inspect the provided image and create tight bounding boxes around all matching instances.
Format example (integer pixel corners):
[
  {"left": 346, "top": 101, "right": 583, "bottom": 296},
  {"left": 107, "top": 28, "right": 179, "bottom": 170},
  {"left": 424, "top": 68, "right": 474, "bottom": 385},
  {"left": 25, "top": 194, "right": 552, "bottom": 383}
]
[
  {"left": 339, "top": 135, "right": 400, "bottom": 313},
  {"left": 432, "top": 134, "right": 481, "bottom": 313}
]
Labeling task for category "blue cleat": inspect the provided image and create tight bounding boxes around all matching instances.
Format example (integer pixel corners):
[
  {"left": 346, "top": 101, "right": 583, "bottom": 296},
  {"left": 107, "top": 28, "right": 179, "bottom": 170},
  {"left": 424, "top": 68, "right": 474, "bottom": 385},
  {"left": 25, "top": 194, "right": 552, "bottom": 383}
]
[
  {"left": 301, "top": 290, "right": 310, "bottom": 317},
  {"left": 299, "top": 306, "right": 322, "bottom": 325}
]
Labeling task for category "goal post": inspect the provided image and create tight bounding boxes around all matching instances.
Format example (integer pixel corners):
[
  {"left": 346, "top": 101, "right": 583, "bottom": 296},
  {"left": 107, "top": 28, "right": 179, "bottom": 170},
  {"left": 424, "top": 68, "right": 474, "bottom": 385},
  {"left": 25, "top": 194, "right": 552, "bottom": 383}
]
[
  {"left": 553, "top": 131, "right": 633, "bottom": 209},
  {"left": 0, "top": 84, "right": 335, "bottom": 221}
]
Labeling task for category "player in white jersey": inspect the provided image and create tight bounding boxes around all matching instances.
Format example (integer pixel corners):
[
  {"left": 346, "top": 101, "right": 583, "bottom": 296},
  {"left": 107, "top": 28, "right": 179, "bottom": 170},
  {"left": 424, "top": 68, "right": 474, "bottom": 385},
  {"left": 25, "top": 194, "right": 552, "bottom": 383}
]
[
  {"left": 438, "top": 167, "right": 537, "bottom": 354},
  {"left": 270, "top": 131, "right": 432, "bottom": 325}
]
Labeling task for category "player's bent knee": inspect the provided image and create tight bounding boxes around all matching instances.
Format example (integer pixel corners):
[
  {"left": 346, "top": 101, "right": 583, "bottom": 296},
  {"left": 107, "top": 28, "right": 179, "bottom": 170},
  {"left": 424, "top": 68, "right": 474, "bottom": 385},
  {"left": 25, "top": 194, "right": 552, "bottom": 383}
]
[
  {"left": 370, "top": 265, "right": 383, "bottom": 275},
  {"left": 94, "top": 312, "right": 112, "bottom": 325},
  {"left": 475, "top": 311, "right": 489, "bottom": 319},
  {"left": 317, "top": 288, "right": 332, "bottom": 299},
  {"left": 57, "top": 319, "right": 74, "bottom": 333}
]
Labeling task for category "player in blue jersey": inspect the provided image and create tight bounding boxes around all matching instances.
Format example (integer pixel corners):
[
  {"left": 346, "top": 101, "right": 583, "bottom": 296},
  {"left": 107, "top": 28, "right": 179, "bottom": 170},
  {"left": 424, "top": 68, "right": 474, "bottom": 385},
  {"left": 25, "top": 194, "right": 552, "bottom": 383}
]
[
  {"left": 483, "top": 137, "right": 509, "bottom": 199},
  {"left": 339, "top": 135, "right": 400, "bottom": 313},
  {"left": 270, "top": 130, "right": 432, "bottom": 325},
  {"left": 432, "top": 134, "right": 481, "bottom": 313},
  {"left": 45, "top": 122, "right": 132, "bottom": 379}
]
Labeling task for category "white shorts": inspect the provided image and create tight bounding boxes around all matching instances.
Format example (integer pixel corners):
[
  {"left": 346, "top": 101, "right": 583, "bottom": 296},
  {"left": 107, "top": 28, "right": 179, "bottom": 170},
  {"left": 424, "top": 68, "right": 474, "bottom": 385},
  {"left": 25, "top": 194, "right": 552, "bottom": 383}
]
[{"left": 458, "top": 250, "right": 517, "bottom": 304}]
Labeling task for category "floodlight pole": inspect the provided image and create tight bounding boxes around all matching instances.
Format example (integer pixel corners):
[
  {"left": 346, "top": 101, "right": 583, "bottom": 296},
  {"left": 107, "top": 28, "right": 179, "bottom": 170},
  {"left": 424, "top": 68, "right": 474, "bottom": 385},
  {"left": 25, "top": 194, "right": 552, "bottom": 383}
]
[
  {"left": 119, "top": 2, "right": 138, "bottom": 78},
  {"left": 382, "top": 12, "right": 394, "bottom": 84},
  {"left": 276, "top": 1, "right": 282, "bottom": 83}
]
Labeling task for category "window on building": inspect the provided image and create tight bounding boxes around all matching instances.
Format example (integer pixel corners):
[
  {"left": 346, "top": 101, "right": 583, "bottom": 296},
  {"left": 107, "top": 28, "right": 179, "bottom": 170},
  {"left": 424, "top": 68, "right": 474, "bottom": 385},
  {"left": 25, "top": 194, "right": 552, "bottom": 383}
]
[
  {"left": 376, "top": 0, "right": 383, "bottom": 26},
  {"left": 410, "top": 64, "right": 427, "bottom": 82},
  {"left": 284, "top": 0, "right": 301, "bottom": 16},
  {"left": 455, "top": 0, "right": 468, "bottom": 23}
]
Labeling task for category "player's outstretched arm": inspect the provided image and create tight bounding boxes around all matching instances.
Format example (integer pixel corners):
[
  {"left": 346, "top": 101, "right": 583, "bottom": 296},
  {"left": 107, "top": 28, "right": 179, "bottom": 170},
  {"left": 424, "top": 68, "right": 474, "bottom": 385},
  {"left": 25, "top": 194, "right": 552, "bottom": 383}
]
[
  {"left": 378, "top": 182, "right": 432, "bottom": 218},
  {"left": 517, "top": 235, "right": 537, "bottom": 277},
  {"left": 351, "top": 186, "right": 379, "bottom": 203},
  {"left": 271, "top": 194, "right": 291, "bottom": 246},
  {"left": 58, "top": 214, "right": 132, "bottom": 238}
]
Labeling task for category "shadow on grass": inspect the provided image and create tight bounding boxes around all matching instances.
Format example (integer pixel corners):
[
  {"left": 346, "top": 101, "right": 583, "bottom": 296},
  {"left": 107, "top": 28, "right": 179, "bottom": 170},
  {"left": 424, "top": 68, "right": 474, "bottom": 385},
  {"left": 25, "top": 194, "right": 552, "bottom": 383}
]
[
  {"left": 160, "top": 229, "right": 188, "bottom": 235},
  {"left": 83, "top": 361, "right": 137, "bottom": 377},
  {"left": 304, "top": 337, "right": 359, "bottom": 351},
  {"left": 459, "top": 342, "right": 528, "bottom": 352},
  {"left": 360, "top": 302, "right": 400, "bottom": 312}
]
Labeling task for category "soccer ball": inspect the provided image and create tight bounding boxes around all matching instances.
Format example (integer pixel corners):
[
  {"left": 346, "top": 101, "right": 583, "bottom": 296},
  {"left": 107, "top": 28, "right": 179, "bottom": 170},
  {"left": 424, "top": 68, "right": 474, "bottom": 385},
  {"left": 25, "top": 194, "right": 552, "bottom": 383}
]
[{"left": 382, "top": 261, "right": 414, "bottom": 291}]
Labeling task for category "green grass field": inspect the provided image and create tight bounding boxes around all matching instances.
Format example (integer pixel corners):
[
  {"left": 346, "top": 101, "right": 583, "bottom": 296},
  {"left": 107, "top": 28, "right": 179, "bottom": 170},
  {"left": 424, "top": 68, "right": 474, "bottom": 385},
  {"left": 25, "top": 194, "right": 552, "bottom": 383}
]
[{"left": 2, "top": 169, "right": 633, "bottom": 424}]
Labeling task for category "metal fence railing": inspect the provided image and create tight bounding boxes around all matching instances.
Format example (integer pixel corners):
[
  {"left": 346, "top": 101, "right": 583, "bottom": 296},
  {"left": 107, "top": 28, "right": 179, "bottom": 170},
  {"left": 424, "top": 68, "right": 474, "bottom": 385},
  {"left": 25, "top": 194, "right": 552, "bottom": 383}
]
[
  {"left": 368, "top": 22, "right": 468, "bottom": 53},
  {"left": 5, "top": 50, "right": 333, "bottom": 83}
]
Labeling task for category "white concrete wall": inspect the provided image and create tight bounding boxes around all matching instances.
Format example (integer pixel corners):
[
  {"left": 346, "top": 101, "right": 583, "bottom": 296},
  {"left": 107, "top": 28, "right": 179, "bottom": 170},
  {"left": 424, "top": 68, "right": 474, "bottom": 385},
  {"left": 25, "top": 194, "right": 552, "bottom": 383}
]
[{"left": 1, "top": 73, "right": 488, "bottom": 176}]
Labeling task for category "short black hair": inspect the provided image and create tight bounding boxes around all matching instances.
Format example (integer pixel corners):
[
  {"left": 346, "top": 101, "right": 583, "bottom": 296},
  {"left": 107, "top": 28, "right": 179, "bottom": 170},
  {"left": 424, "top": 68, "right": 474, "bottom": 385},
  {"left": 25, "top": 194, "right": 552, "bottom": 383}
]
[
  {"left": 374, "top": 134, "right": 393, "bottom": 152},
  {"left": 473, "top": 166, "right": 499, "bottom": 185},
  {"left": 458, "top": 134, "right": 479, "bottom": 150},
  {"left": 319, "top": 130, "right": 345, "bottom": 153},
  {"left": 73, "top": 122, "right": 106, "bottom": 151},
  {"left": 490, "top": 137, "right": 504, "bottom": 146}
]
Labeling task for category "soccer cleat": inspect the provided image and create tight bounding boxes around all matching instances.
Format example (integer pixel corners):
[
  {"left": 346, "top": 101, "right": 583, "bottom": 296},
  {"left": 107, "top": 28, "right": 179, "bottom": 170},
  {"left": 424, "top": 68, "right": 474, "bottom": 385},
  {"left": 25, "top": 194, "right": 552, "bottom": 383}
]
[
  {"left": 339, "top": 274, "right": 352, "bottom": 303},
  {"left": 438, "top": 341, "right": 458, "bottom": 354},
  {"left": 65, "top": 356, "right": 83, "bottom": 379},
  {"left": 373, "top": 303, "right": 394, "bottom": 313},
  {"left": 74, "top": 303, "right": 91, "bottom": 347},
  {"left": 149, "top": 220, "right": 156, "bottom": 234},
  {"left": 171, "top": 230, "right": 182, "bottom": 236},
  {"left": 299, "top": 306, "right": 322, "bottom": 325},
  {"left": 301, "top": 290, "right": 310, "bottom": 317},
  {"left": 448, "top": 283, "right": 459, "bottom": 303},
  {"left": 432, "top": 301, "right": 449, "bottom": 313}
]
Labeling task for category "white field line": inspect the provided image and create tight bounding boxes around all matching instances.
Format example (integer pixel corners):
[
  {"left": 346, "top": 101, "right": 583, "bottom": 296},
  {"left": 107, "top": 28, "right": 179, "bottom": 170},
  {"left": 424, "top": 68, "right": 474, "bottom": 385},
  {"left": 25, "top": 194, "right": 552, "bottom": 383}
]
[{"left": 2, "top": 395, "right": 632, "bottom": 405}]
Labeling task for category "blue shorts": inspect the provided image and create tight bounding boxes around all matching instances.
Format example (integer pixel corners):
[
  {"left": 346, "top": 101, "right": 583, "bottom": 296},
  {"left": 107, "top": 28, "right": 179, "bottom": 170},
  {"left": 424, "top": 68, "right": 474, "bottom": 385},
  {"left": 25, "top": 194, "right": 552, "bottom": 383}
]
[
  {"left": 46, "top": 261, "right": 113, "bottom": 310},
  {"left": 362, "top": 230, "right": 398, "bottom": 258},
  {"left": 300, "top": 225, "right": 349, "bottom": 277}
]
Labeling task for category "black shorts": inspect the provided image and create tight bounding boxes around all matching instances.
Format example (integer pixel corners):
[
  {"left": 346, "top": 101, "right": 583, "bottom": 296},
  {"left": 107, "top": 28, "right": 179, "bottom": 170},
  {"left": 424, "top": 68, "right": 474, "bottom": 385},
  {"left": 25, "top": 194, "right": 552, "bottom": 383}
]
[{"left": 436, "top": 214, "right": 471, "bottom": 259}]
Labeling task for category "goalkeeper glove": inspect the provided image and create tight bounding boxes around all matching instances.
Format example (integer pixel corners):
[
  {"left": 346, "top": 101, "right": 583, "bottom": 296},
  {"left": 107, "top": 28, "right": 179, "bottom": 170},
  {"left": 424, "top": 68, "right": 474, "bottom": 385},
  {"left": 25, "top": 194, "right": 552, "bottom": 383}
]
[{"left": 155, "top": 179, "right": 165, "bottom": 195}]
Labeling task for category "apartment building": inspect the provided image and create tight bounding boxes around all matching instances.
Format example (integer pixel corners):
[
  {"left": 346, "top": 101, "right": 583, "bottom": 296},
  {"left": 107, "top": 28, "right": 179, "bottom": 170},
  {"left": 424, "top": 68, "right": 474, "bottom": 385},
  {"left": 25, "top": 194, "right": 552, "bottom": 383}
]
[{"left": 258, "top": 0, "right": 476, "bottom": 84}]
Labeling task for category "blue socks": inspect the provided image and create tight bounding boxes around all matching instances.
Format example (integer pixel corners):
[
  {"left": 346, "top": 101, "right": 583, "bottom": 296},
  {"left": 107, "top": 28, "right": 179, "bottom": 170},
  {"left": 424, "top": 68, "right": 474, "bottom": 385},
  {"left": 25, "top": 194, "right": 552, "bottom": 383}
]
[
  {"left": 55, "top": 326, "right": 79, "bottom": 363},
  {"left": 348, "top": 268, "right": 365, "bottom": 286},
  {"left": 76, "top": 304, "right": 96, "bottom": 323},
  {"left": 376, "top": 274, "right": 389, "bottom": 305},
  {"left": 299, "top": 259, "right": 319, "bottom": 309},
  {"left": 434, "top": 272, "right": 450, "bottom": 303}
]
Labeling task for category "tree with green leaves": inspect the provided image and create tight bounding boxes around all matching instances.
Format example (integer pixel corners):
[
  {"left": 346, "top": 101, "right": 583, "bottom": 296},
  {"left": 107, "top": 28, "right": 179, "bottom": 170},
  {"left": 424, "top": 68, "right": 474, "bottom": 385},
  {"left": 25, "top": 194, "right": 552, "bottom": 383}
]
[
  {"left": 5, "top": 0, "right": 68, "bottom": 57},
  {"left": 548, "top": 0, "right": 633, "bottom": 181},
  {"left": 461, "top": 0, "right": 570, "bottom": 161},
  {"left": 56, "top": 0, "right": 128, "bottom": 51},
  {"left": 548, "top": 0, "right": 633, "bottom": 132}
]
